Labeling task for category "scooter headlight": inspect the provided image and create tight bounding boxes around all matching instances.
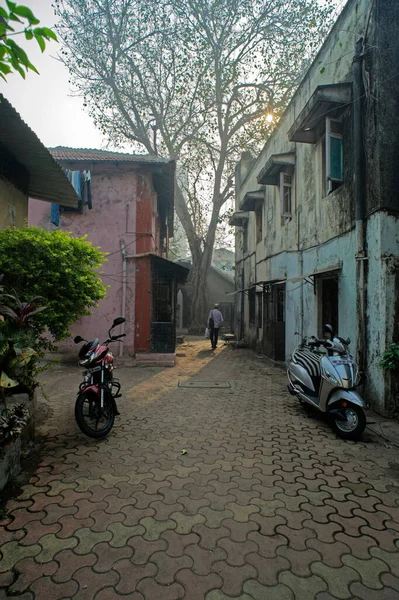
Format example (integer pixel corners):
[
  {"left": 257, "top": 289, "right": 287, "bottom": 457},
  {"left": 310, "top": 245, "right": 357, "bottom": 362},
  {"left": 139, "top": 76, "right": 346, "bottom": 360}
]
[{"left": 321, "top": 364, "right": 339, "bottom": 385}]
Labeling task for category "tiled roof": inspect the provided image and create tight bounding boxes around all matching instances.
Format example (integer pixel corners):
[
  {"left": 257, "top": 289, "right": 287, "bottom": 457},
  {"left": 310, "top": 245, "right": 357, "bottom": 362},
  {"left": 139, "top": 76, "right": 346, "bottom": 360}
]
[
  {"left": 0, "top": 96, "right": 78, "bottom": 207},
  {"left": 50, "top": 146, "right": 171, "bottom": 164}
]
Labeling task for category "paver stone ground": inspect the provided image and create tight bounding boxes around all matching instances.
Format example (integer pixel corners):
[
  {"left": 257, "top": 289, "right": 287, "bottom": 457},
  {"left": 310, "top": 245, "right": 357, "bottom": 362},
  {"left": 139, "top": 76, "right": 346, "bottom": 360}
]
[{"left": 1, "top": 338, "right": 399, "bottom": 599}]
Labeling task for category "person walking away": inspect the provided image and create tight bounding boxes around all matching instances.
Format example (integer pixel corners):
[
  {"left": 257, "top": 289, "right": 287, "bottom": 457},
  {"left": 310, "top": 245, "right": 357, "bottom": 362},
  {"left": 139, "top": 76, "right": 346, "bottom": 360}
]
[{"left": 208, "top": 303, "right": 224, "bottom": 350}]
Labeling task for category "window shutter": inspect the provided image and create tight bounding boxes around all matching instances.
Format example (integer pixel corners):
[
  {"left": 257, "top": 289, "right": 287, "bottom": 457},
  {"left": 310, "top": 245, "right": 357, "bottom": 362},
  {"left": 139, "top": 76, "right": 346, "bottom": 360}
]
[{"left": 279, "top": 171, "right": 284, "bottom": 216}]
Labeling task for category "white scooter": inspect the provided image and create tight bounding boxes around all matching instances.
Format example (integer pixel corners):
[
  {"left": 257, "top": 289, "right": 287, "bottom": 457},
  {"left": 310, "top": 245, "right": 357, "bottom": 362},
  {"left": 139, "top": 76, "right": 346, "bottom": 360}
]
[{"left": 287, "top": 324, "right": 367, "bottom": 440}]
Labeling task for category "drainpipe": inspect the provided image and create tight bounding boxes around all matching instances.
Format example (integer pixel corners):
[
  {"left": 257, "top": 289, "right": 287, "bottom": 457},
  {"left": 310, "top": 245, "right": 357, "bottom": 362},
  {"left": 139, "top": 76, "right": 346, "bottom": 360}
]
[
  {"left": 353, "top": 38, "right": 367, "bottom": 372},
  {"left": 240, "top": 269, "right": 245, "bottom": 340},
  {"left": 120, "top": 239, "right": 127, "bottom": 357}
]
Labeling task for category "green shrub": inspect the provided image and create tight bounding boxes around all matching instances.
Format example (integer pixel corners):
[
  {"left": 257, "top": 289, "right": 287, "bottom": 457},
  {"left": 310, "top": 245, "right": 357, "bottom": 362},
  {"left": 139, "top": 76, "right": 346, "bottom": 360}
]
[
  {"left": 0, "top": 227, "right": 107, "bottom": 339},
  {"left": 380, "top": 343, "right": 399, "bottom": 371}
]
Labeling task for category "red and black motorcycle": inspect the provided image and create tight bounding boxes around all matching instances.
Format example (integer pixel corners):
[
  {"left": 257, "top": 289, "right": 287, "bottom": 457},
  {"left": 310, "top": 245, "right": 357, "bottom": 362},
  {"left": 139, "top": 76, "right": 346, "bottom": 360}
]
[{"left": 73, "top": 317, "right": 126, "bottom": 438}]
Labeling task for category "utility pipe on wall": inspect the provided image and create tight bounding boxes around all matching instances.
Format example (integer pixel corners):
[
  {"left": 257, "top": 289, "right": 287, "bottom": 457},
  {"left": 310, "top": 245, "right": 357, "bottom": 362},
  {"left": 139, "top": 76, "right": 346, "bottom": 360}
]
[
  {"left": 353, "top": 37, "right": 367, "bottom": 372},
  {"left": 120, "top": 238, "right": 127, "bottom": 357}
]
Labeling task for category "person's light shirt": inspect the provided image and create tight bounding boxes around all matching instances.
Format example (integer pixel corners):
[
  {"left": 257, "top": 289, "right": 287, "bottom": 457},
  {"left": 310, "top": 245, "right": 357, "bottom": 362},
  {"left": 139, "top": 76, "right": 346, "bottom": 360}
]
[{"left": 208, "top": 309, "right": 224, "bottom": 328}]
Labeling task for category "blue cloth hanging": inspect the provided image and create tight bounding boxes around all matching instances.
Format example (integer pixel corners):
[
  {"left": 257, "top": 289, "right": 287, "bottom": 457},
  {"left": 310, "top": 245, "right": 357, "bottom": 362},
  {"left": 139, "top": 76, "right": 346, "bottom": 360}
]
[{"left": 51, "top": 203, "right": 60, "bottom": 226}]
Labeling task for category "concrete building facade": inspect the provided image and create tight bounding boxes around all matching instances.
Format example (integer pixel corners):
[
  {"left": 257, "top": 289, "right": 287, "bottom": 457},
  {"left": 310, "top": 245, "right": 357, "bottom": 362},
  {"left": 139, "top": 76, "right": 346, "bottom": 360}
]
[
  {"left": 29, "top": 148, "right": 188, "bottom": 364},
  {"left": 231, "top": 0, "right": 399, "bottom": 415}
]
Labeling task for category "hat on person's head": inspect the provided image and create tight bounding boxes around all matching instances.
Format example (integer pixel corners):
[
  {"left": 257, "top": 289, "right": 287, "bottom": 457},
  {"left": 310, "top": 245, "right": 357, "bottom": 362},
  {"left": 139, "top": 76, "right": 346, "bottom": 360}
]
[{"left": 214, "top": 303, "right": 219, "bottom": 308}]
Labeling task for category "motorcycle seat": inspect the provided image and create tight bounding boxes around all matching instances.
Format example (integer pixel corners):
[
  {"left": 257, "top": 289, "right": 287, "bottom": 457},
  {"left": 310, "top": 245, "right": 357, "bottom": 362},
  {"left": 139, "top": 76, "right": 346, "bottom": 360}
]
[{"left": 293, "top": 349, "right": 321, "bottom": 378}]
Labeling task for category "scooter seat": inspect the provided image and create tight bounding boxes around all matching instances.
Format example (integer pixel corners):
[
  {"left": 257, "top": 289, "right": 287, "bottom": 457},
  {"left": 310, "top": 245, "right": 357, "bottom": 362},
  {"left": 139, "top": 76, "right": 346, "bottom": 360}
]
[{"left": 293, "top": 349, "right": 321, "bottom": 378}]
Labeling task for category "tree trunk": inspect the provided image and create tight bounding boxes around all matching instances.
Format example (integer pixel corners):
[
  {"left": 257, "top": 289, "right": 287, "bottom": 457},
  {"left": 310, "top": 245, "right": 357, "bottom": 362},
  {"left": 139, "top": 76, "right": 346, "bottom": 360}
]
[{"left": 174, "top": 183, "right": 221, "bottom": 330}]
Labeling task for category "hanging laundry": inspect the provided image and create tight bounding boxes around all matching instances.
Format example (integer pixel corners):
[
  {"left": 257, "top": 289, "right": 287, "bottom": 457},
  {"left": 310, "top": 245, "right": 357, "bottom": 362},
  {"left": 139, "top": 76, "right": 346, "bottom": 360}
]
[{"left": 51, "top": 203, "right": 60, "bottom": 226}]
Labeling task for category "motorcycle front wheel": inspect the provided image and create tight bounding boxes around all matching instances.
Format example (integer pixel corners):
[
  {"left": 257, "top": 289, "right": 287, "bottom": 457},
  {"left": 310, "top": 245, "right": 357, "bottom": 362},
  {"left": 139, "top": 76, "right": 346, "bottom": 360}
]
[
  {"left": 75, "top": 392, "right": 115, "bottom": 439},
  {"left": 331, "top": 404, "right": 366, "bottom": 440}
]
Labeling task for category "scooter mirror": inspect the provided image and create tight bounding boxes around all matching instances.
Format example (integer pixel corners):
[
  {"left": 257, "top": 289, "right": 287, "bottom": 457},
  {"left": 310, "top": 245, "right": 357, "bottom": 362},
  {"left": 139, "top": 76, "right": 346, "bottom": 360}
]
[
  {"left": 112, "top": 316, "right": 126, "bottom": 328},
  {"left": 324, "top": 324, "right": 334, "bottom": 338},
  {"left": 74, "top": 336, "right": 84, "bottom": 344}
]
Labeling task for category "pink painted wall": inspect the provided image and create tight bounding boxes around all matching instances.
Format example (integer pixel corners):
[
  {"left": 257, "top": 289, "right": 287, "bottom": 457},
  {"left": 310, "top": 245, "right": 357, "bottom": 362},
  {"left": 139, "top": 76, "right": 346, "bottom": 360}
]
[{"left": 29, "top": 162, "right": 159, "bottom": 356}]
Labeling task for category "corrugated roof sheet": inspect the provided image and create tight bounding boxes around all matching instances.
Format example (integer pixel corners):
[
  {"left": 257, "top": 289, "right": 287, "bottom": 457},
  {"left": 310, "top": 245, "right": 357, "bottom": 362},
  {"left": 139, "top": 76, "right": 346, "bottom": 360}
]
[
  {"left": 0, "top": 95, "right": 79, "bottom": 208},
  {"left": 50, "top": 146, "right": 171, "bottom": 164}
]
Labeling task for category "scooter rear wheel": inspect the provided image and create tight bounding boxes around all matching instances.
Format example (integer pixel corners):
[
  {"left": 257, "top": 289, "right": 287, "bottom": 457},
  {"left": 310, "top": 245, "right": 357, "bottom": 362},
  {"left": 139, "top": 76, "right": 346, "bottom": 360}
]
[
  {"left": 331, "top": 404, "right": 366, "bottom": 440},
  {"left": 75, "top": 393, "right": 115, "bottom": 438}
]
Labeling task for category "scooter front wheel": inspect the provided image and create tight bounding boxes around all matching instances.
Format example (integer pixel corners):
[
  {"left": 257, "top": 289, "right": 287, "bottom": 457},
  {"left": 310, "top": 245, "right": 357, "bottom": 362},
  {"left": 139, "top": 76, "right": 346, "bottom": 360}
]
[
  {"left": 75, "top": 392, "right": 115, "bottom": 439},
  {"left": 331, "top": 404, "right": 366, "bottom": 440}
]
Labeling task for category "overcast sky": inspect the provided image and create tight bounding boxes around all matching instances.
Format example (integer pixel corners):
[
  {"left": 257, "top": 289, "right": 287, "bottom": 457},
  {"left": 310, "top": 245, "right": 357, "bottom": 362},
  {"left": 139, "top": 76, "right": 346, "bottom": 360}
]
[
  {"left": 3, "top": 0, "right": 105, "bottom": 150},
  {"left": 3, "top": 0, "right": 346, "bottom": 152}
]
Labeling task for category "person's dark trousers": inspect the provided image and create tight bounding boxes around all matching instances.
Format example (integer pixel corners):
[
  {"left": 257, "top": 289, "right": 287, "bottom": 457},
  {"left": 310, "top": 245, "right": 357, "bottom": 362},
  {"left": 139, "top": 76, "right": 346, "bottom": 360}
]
[{"left": 210, "top": 327, "right": 219, "bottom": 349}]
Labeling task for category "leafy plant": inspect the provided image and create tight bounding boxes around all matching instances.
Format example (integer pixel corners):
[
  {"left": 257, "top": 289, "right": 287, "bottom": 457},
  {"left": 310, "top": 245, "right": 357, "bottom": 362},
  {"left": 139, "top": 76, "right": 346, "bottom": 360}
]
[
  {"left": 0, "top": 1, "right": 58, "bottom": 80},
  {"left": 380, "top": 344, "right": 399, "bottom": 371},
  {"left": 0, "top": 227, "right": 107, "bottom": 340},
  {"left": 0, "top": 411, "right": 25, "bottom": 445}
]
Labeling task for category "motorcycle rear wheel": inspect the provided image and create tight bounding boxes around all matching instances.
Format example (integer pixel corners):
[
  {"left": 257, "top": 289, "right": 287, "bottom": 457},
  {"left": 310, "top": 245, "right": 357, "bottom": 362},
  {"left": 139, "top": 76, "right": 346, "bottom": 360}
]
[
  {"left": 331, "top": 404, "right": 366, "bottom": 440},
  {"left": 75, "top": 393, "right": 115, "bottom": 438}
]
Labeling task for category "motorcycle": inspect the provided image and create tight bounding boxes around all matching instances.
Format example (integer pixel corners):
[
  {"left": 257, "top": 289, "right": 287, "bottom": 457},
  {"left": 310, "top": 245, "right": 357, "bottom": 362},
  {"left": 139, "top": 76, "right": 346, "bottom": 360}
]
[
  {"left": 287, "top": 324, "right": 367, "bottom": 440},
  {"left": 73, "top": 316, "right": 126, "bottom": 438}
]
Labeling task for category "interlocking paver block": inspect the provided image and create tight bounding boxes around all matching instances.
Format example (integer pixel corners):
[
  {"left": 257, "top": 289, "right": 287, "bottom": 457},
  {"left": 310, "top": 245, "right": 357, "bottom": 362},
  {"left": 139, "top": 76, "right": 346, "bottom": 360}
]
[
  {"left": 169, "top": 511, "right": 206, "bottom": 534},
  {"left": 198, "top": 508, "right": 232, "bottom": 529},
  {"left": 136, "top": 577, "right": 185, "bottom": 599},
  {"left": 107, "top": 521, "right": 145, "bottom": 547},
  {"left": 73, "top": 566, "right": 119, "bottom": 600},
  {"left": 175, "top": 570, "right": 223, "bottom": 600},
  {"left": 349, "top": 581, "right": 399, "bottom": 599},
  {"left": 0, "top": 541, "right": 40, "bottom": 572},
  {"left": 224, "top": 502, "right": 258, "bottom": 522},
  {"left": 212, "top": 561, "right": 257, "bottom": 596},
  {"left": 310, "top": 562, "right": 361, "bottom": 599},
  {"left": 3, "top": 342, "right": 399, "bottom": 599},
  {"left": 184, "top": 544, "right": 226, "bottom": 575},
  {"left": 74, "top": 528, "right": 112, "bottom": 555},
  {"left": 370, "top": 547, "right": 399, "bottom": 576},
  {"left": 8, "top": 558, "right": 57, "bottom": 594},
  {"left": 243, "top": 579, "right": 294, "bottom": 599},
  {"left": 151, "top": 551, "right": 193, "bottom": 584},
  {"left": 342, "top": 554, "right": 389, "bottom": 589},
  {"left": 30, "top": 575, "right": 78, "bottom": 599},
  {"left": 217, "top": 537, "right": 258, "bottom": 566},
  {"left": 278, "top": 571, "right": 328, "bottom": 600},
  {"left": 246, "top": 553, "right": 291, "bottom": 586},
  {"left": 53, "top": 549, "right": 97, "bottom": 582},
  {"left": 113, "top": 560, "right": 156, "bottom": 594},
  {"left": 307, "top": 538, "right": 351, "bottom": 567}
]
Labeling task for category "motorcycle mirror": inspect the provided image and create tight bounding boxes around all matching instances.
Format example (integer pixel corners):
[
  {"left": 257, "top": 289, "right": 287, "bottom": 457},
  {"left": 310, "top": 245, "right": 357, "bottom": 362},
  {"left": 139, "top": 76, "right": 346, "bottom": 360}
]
[
  {"left": 346, "top": 337, "right": 351, "bottom": 345},
  {"left": 74, "top": 336, "right": 85, "bottom": 344},
  {"left": 112, "top": 316, "right": 126, "bottom": 328}
]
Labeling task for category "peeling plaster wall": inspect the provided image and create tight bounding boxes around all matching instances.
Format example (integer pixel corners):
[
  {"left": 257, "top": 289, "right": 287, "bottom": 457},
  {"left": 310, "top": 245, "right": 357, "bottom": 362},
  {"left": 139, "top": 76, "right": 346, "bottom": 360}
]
[
  {"left": 235, "top": 0, "right": 369, "bottom": 350},
  {"left": 234, "top": 0, "right": 399, "bottom": 414},
  {"left": 0, "top": 178, "right": 28, "bottom": 229},
  {"left": 29, "top": 163, "right": 158, "bottom": 355}
]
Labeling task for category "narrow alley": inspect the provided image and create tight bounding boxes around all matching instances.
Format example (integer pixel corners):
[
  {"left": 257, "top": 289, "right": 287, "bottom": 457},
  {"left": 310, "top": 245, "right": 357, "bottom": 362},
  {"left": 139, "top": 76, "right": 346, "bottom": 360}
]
[{"left": 1, "top": 340, "right": 399, "bottom": 599}]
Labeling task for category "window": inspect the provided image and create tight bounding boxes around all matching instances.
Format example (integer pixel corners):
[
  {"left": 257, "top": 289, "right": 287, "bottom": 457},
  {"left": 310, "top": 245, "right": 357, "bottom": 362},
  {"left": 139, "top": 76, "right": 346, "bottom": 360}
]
[
  {"left": 280, "top": 171, "right": 293, "bottom": 223},
  {"left": 323, "top": 117, "right": 343, "bottom": 195},
  {"left": 249, "top": 287, "right": 256, "bottom": 325},
  {"left": 255, "top": 205, "right": 263, "bottom": 244}
]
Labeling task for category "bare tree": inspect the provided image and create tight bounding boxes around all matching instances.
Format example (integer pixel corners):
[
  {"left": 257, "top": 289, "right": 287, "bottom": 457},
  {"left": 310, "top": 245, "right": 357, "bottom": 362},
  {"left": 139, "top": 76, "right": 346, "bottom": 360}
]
[{"left": 55, "top": 0, "right": 334, "bottom": 325}]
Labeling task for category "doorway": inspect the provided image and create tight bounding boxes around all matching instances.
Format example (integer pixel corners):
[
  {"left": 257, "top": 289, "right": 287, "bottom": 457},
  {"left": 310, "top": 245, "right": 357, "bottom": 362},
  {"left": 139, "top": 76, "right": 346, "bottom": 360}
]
[
  {"left": 319, "top": 276, "right": 339, "bottom": 336},
  {"left": 262, "top": 283, "right": 286, "bottom": 361}
]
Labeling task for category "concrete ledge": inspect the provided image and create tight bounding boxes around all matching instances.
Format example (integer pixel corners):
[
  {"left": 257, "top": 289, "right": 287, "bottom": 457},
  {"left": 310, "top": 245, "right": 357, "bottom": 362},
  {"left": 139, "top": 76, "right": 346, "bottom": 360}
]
[{"left": 135, "top": 353, "right": 176, "bottom": 367}]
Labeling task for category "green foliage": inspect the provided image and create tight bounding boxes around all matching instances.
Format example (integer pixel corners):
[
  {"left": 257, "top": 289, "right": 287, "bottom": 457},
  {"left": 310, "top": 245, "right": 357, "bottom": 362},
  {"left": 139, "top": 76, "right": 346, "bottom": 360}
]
[
  {"left": 0, "top": 282, "right": 47, "bottom": 399},
  {"left": 380, "top": 343, "right": 399, "bottom": 371},
  {"left": 0, "top": 227, "right": 107, "bottom": 340},
  {"left": 0, "top": 1, "right": 58, "bottom": 80}
]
